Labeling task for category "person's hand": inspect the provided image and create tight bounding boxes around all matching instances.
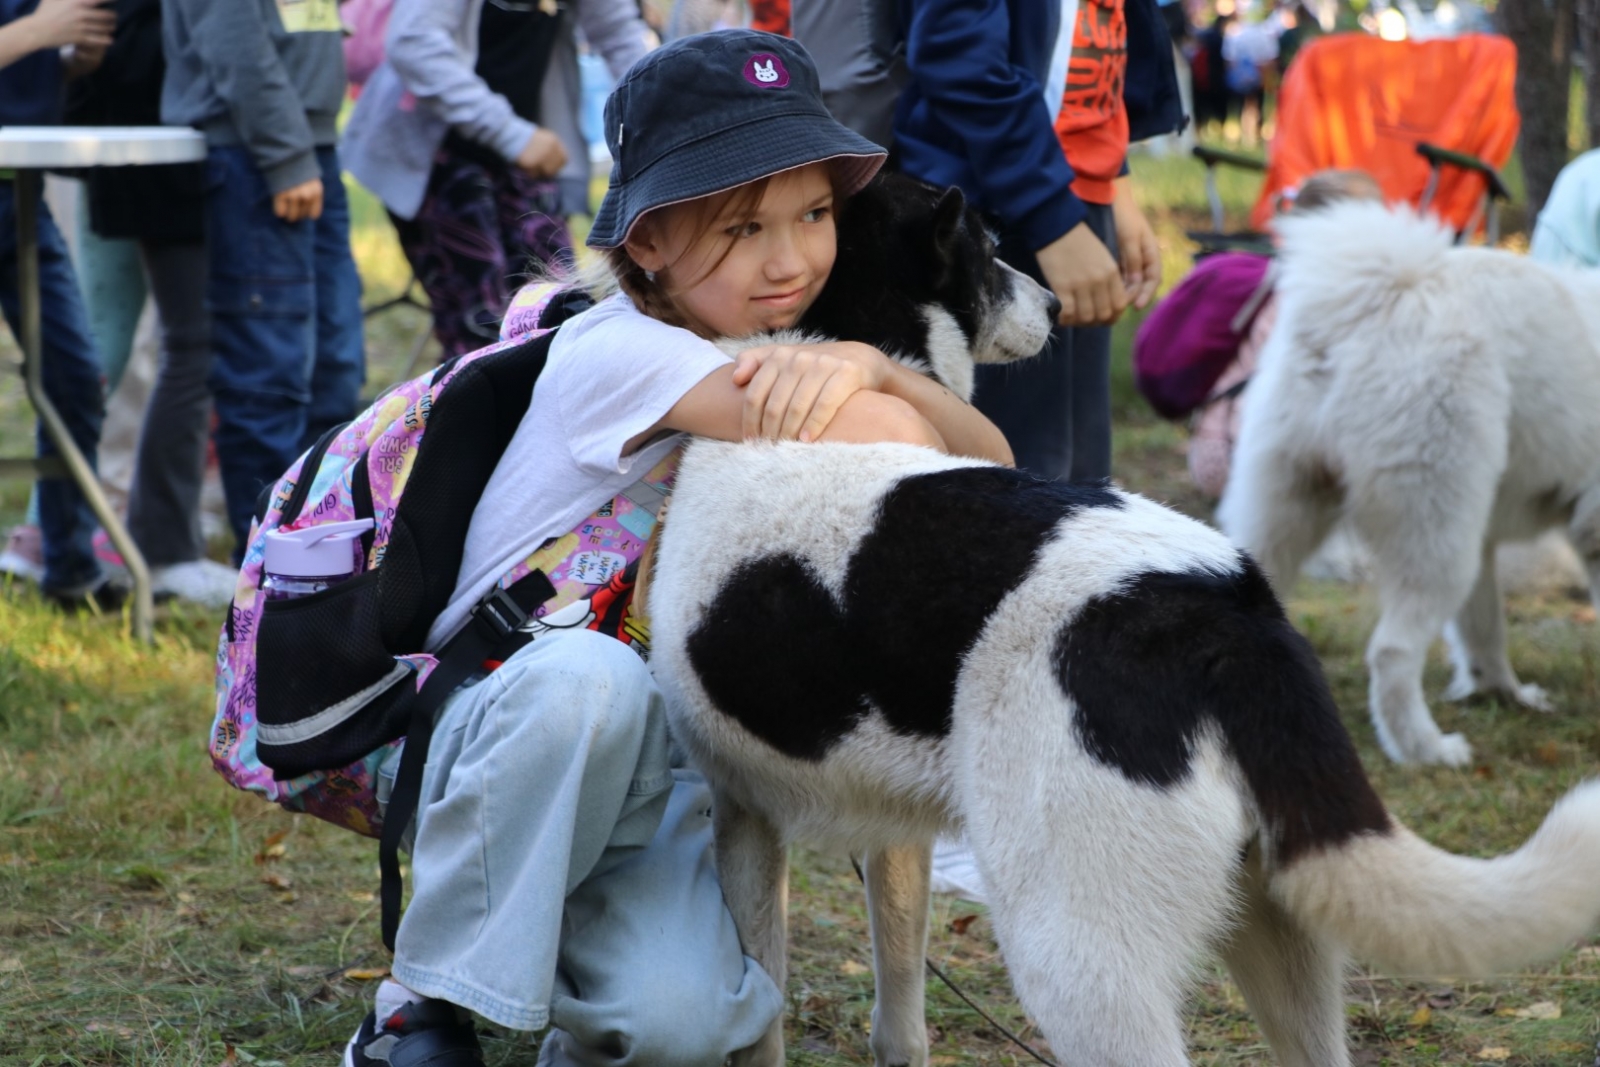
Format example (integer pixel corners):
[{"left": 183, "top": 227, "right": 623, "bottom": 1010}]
[
  {"left": 1035, "top": 221, "right": 1129, "bottom": 327},
  {"left": 731, "top": 341, "right": 893, "bottom": 442},
  {"left": 272, "top": 178, "right": 324, "bottom": 223},
  {"left": 515, "top": 129, "right": 568, "bottom": 179},
  {"left": 26, "top": 0, "right": 114, "bottom": 51},
  {"left": 1111, "top": 176, "right": 1162, "bottom": 311},
  {"left": 61, "top": 38, "right": 107, "bottom": 77}
]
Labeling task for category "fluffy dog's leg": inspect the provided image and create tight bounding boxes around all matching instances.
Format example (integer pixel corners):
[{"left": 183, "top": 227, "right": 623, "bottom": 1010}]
[
  {"left": 863, "top": 843, "right": 933, "bottom": 1067},
  {"left": 1365, "top": 599, "right": 1472, "bottom": 767},
  {"left": 1443, "top": 546, "right": 1551, "bottom": 710},
  {"left": 1351, "top": 467, "right": 1492, "bottom": 766},
  {"left": 1217, "top": 451, "right": 1340, "bottom": 596},
  {"left": 714, "top": 793, "right": 789, "bottom": 1067},
  {"left": 1219, "top": 849, "right": 1349, "bottom": 1067},
  {"left": 1568, "top": 483, "right": 1600, "bottom": 624}
]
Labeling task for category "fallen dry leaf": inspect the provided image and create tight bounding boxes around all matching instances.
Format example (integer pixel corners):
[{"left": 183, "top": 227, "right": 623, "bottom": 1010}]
[
  {"left": 1407, "top": 1005, "right": 1432, "bottom": 1027},
  {"left": 1574, "top": 605, "right": 1597, "bottom": 624},
  {"left": 949, "top": 913, "right": 980, "bottom": 936},
  {"left": 838, "top": 959, "right": 869, "bottom": 976},
  {"left": 260, "top": 872, "right": 293, "bottom": 891},
  {"left": 1514, "top": 1000, "right": 1561, "bottom": 1020},
  {"left": 344, "top": 966, "right": 390, "bottom": 981},
  {"left": 0, "top": 956, "right": 21, "bottom": 973},
  {"left": 255, "top": 829, "right": 289, "bottom": 865},
  {"left": 1475, "top": 1047, "right": 1511, "bottom": 1062},
  {"left": 1534, "top": 742, "right": 1563, "bottom": 766}
]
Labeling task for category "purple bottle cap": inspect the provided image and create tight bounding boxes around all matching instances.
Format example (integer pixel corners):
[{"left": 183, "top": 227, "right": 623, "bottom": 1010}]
[{"left": 263, "top": 519, "right": 375, "bottom": 578}]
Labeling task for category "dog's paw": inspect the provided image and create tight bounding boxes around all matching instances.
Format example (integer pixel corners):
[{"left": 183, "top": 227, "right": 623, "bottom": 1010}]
[
  {"left": 1433, "top": 732, "right": 1474, "bottom": 766},
  {"left": 1442, "top": 674, "right": 1477, "bottom": 703},
  {"left": 1513, "top": 682, "right": 1554, "bottom": 713},
  {"left": 1406, "top": 732, "right": 1474, "bottom": 767}
]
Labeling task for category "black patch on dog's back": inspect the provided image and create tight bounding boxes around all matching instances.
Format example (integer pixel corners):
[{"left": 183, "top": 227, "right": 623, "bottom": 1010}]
[
  {"left": 1055, "top": 559, "right": 1391, "bottom": 863},
  {"left": 687, "top": 468, "right": 1122, "bottom": 761}
]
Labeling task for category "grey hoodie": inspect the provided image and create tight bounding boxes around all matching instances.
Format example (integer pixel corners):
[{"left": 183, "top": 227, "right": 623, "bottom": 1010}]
[{"left": 160, "top": 0, "right": 347, "bottom": 194}]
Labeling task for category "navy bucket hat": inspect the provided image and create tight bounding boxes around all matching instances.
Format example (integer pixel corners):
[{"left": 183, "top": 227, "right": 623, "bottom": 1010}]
[{"left": 586, "top": 30, "right": 888, "bottom": 249}]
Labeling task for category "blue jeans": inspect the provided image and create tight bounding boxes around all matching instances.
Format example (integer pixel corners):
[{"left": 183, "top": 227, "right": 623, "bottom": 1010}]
[
  {"left": 204, "top": 145, "right": 364, "bottom": 551},
  {"left": 0, "top": 180, "right": 107, "bottom": 592},
  {"left": 391, "top": 629, "right": 782, "bottom": 1064}
]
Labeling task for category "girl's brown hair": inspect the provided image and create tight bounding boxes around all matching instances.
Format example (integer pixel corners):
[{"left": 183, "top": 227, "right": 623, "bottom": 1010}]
[{"left": 602, "top": 176, "right": 773, "bottom": 336}]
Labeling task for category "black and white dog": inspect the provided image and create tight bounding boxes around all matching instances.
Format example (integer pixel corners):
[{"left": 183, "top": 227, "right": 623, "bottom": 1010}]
[{"left": 649, "top": 176, "right": 1600, "bottom": 1067}]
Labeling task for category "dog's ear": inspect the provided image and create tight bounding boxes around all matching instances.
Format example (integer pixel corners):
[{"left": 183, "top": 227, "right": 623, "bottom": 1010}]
[{"left": 931, "top": 186, "right": 967, "bottom": 288}]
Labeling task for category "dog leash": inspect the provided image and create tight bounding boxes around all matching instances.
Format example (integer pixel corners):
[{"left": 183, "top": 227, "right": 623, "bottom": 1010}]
[{"left": 849, "top": 857, "right": 1061, "bottom": 1067}]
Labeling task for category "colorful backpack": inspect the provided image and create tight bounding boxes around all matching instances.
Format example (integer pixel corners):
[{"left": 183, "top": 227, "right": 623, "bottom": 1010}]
[
  {"left": 1132, "top": 251, "right": 1274, "bottom": 421},
  {"left": 210, "top": 283, "right": 679, "bottom": 947}
]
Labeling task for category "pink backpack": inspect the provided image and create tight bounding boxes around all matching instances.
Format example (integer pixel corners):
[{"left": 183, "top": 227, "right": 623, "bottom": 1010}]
[
  {"left": 209, "top": 284, "right": 680, "bottom": 948},
  {"left": 1132, "top": 252, "right": 1274, "bottom": 421},
  {"left": 341, "top": 0, "right": 394, "bottom": 91}
]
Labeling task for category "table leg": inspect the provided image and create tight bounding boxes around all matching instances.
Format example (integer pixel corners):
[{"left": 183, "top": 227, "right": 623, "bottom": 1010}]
[{"left": 15, "top": 169, "right": 153, "bottom": 642}]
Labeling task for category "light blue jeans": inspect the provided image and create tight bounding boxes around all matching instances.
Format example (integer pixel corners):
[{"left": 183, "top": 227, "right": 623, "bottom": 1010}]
[{"left": 391, "top": 628, "right": 782, "bottom": 1066}]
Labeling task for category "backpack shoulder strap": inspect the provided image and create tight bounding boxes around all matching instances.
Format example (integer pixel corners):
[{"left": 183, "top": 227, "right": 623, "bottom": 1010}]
[{"left": 378, "top": 568, "right": 556, "bottom": 951}]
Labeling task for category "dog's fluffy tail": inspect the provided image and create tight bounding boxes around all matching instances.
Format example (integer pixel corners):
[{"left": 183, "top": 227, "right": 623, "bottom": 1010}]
[
  {"left": 1269, "top": 201, "right": 1456, "bottom": 355},
  {"left": 1271, "top": 782, "right": 1600, "bottom": 975}
]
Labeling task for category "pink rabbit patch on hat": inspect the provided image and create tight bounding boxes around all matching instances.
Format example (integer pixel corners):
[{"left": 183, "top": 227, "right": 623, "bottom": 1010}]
[{"left": 743, "top": 53, "right": 790, "bottom": 88}]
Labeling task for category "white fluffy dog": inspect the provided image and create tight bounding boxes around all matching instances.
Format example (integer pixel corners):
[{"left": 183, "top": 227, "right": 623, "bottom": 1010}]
[{"left": 1220, "top": 200, "right": 1600, "bottom": 766}]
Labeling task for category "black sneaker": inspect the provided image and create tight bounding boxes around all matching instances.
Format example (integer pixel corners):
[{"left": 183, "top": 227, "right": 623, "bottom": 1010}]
[
  {"left": 343, "top": 999, "right": 485, "bottom": 1067},
  {"left": 41, "top": 574, "right": 130, "bottom": 613}
]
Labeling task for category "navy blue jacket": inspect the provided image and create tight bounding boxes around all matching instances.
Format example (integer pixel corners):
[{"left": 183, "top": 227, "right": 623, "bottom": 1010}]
[
  {"left": 0, "top": 0, "right": 66, "bottom": 126},
  {"left": 893, "top": 0, "right": 1183, "bottom": 252}
]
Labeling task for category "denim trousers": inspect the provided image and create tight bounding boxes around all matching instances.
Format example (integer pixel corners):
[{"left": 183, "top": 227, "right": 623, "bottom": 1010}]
[
  {"left": 392, "top": 628, "right": 782, "bottom": 1066},
  {"left": 973, "top": 201, "right": 1117, "bottom": 483},
  {"left": 204, "top": 145, "right": 364, "bottom": 550},
  {"left": 0, "top": 180, "right": 106, "bottom": 592}
]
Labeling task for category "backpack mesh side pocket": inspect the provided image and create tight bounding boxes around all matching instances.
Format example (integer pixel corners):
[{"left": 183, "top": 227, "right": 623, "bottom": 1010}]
[{"left": 255, "top": 571, "right": 409, "bottom": 777}]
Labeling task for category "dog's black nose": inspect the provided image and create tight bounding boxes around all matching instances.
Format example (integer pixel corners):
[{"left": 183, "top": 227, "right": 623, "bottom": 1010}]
[{"left": 1045, "top": 293, "right": 1063, "bottom": 323}]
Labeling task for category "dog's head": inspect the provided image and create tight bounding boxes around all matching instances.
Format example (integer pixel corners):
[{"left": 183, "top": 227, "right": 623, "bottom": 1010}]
[{"left": 797, "top": 172, "right": 1059, "bottom": 401}]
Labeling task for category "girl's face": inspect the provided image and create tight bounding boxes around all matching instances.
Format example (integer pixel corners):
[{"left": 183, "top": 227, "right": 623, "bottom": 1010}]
[{"left": 626, "top": 163, "right": 838, "bottom": 338}]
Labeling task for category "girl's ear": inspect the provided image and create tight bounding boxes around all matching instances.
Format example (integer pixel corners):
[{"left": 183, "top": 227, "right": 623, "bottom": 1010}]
[{"left": 624, "top": 219, "right": 668, "bottom": 274}]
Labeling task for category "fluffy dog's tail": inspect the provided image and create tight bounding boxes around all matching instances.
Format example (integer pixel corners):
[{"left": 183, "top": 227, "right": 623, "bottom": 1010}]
[
  {"left": 1268, "top": 201, "right": 1456, "bottom": 357},
  {"left": 1271, "top": 778, "right": 1600, "bottom": 975}
]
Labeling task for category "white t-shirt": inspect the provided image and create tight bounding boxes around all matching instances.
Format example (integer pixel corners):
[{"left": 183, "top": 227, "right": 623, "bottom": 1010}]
[{"left": 426, "top": 293, "right": 733, "bottom": 648}]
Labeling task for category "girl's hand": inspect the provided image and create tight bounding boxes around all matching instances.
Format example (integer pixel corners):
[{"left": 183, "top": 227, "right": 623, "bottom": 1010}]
[
  {"left": 731, "top": 341, "right": 893, "bottom": 442},
  {"left": 1111, "top": 176, "right": 1162, "bottom": 311}
]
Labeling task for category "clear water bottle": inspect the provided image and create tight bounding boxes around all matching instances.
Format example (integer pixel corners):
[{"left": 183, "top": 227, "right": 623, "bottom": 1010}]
[{"left": 262, "top": 519, "right": 375, "bottom": 601}]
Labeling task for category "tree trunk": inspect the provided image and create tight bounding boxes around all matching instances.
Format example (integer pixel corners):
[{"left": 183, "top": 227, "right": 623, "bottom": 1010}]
[
  {"left": 1581, "top": 0, "right": 1600, "bottom": 150},
  {"left": 1498, "top": 0, "right": 1577, "bottom": 220}
]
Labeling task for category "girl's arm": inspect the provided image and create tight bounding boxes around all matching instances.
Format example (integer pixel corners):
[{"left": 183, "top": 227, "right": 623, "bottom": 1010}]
[
  {"left": 872, "top": 355, "right": 1013, "bottom": 465},
  {"left": 384, "top": 0, "right": 535, "bottom": 164},
  {"left": 625, "top": 341, "right": 1012, "bottom": 466}
]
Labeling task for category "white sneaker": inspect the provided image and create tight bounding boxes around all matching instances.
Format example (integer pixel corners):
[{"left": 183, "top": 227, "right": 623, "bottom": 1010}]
[
  {"left": 0, "top": 524, "right": 44, "bottom": 585},
  {"left": 150, "top": 559, "right": 238, "bottom": 609},
  {"left": 930, "top": 834, "right": 989, "bottom": 904}
]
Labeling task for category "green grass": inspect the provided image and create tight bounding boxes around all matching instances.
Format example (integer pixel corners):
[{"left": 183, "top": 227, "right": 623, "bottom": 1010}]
[{"left": 6, "top": 153, "right": 1600, "bottom": 1064}]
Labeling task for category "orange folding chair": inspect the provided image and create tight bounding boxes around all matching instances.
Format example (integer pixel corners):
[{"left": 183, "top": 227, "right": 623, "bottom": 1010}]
[{"left": 1191, "top": 32, "right": 1519, "bottom": 248}]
